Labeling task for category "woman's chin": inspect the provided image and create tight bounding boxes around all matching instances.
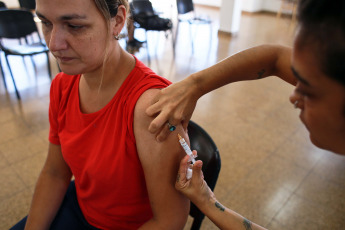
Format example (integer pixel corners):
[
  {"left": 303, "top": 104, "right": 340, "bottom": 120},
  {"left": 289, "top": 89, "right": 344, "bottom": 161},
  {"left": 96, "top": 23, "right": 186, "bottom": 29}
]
[
  {"left": 310, "top": 135, "right": 345, "bottom": 155},
  {"left": 58, "top": 68, "right": 82, "bottom": 76}
]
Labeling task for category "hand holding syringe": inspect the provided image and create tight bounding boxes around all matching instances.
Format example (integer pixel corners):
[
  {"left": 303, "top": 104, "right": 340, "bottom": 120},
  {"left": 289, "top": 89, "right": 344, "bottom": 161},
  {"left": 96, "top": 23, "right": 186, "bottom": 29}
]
[{"left": 178, "top": 134, "right": 197, "bottom": 179}]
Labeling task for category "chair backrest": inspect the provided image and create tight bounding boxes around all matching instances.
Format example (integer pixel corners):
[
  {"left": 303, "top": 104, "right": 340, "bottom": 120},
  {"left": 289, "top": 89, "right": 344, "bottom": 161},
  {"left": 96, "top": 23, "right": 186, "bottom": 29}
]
[
  {"left": 0, "top": 9, "right": 38, "bottom": 39},
  {"left": 131, "top": 0, "right": 155, "bottom": 18},
  {"left": 18, "top": 0, "right": 36, "bottom": 10},
  {"left": 188, "top": 120, "right": 221, "bottom": 230},
  {"left": 176, "top": 0, "right": 195, "bottom": 15},
  {"left": 0, "top": 1, "right": 7, "bottom": 9}
]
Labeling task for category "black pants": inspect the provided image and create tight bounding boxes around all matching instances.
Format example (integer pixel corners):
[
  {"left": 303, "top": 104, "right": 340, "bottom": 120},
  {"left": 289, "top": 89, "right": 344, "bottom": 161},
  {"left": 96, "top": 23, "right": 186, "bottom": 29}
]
[{"left": 10, "top": 181, "right": 100, "bottom": 230}]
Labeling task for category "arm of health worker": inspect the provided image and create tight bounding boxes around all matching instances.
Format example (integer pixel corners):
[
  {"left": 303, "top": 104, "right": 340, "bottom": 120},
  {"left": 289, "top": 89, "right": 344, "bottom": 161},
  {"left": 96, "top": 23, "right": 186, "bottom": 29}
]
[
  {"left": 146, "top": 44, "right": 296, "bottom": 141},
  {"left": 176, "top": 154, "right": 267, "bottom": 230}
]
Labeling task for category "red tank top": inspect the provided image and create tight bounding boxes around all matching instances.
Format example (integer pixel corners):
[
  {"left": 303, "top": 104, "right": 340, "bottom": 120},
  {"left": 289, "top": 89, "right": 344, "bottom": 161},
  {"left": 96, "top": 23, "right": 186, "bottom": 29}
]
[{"left": 49, "top": 58, "right": 171, "bottom": 229}]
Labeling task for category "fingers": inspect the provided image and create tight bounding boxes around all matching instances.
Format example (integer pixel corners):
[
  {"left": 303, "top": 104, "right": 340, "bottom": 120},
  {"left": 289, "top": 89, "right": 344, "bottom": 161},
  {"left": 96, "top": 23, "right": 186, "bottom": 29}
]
[
  {"left": 145, "top": 101, "right": 160, "bottom": 118},
  {"left": 156, "top": 123, "right": 172, "bottom": 142},
  {"left": 175, "top": 155, "right": 191, "bottom": 191},
  {"left": 146, "top": 90, "right": 162, "bottom": 117},
  {"left": 154, "top": 113, "right": 184, "bottom": 142},
  {"left": 148, "top": 110, "right": 170, "bottom": 134}
]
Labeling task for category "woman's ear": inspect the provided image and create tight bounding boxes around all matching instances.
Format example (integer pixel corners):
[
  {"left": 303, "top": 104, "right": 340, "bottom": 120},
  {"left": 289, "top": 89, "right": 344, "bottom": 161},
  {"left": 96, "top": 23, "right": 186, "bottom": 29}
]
[{"left": 112, "top": 5, "right": 127, "bottom": 37}]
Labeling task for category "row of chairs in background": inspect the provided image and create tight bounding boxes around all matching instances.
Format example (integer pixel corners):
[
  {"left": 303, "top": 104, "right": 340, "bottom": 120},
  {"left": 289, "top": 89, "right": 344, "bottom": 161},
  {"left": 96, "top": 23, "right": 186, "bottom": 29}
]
[
  {"left": 0, "top": 0, "right": 50, "bottom": 100},
  {"left": 130, "top": 0, "right": 212, "bottom": 63}
]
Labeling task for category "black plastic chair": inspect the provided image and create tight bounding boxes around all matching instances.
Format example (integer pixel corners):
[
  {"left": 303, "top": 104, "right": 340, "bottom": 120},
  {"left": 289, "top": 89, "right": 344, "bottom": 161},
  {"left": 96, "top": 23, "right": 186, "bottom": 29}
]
[
  {"left": 188, "top": 120, "right": 221, "bottom": 230},
  {"left": 18, "top": 0, "right": 36, "bottom": 11},
  {"left": 130, "top": 0, "right": 174, "bottom": 64},
  {"left": 0, "top": 1, "right": 6, "bottom": 9},
  {"left": 0, "top": 9, "right": 51, "bottom": 99},
  {"left": 175, "top": 0, "right": 212, "bottom": 54}
]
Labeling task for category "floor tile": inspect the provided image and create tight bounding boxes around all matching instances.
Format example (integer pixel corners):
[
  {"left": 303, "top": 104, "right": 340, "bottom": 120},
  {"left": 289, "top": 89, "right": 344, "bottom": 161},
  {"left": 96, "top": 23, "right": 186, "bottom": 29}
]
[
  {"left": 311, "top": 152, "right": 345, "bottom": 186},
  {"left": 0, "top": 187, "right": 33, "bottom": 230},
  {"left": 222, "top": 171, "right": 293, "bottom": 227},
  {"left": 0, "top": 166, "right": 26, "bottom": 201},
  {"left": 11, "top": 151, "right": 47, "bottom": 187},
  {"left": 295, "top": 171, "right": 345, "bottom": 213},
  {"left": 0, "top": 119, "right": 31, "bottom": 145},
  {"left": 273, "top": 194, "right": 345, "bottom": 230},
  {"left": 1, "top": 133, "right": 48, "bottom": 164}
]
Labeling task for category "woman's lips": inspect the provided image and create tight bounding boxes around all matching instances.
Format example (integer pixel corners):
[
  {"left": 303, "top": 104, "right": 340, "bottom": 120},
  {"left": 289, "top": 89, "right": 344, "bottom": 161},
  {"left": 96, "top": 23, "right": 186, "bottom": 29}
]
[{"left": 56, "top": 56, "right": 75, "bottom": 62}]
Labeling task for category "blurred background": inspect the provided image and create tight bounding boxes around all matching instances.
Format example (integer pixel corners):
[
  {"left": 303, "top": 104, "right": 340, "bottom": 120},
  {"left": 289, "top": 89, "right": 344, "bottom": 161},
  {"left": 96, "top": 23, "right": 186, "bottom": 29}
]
[{"left": 0, "top": 0, "right": 344, "bottom": 229}]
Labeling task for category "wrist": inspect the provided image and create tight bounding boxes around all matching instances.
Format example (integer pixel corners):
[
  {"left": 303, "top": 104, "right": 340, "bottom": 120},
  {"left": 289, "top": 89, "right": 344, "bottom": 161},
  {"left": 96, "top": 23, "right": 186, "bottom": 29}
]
[
  {"left": 188, "top": 73, "right": 205, "bottom": 100},
  {"left": 192, "top": 189, "right": 217, "bottom": 213}
]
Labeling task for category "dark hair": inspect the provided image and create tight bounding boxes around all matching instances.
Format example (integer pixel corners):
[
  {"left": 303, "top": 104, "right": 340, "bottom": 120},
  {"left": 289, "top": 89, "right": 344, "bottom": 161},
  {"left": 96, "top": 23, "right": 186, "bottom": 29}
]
[
  {"left": 94, "top": 0, "right": 129, "bottom": 20},
  {"left": 296, "top": 0, "right": 345, "bottom": 86}
]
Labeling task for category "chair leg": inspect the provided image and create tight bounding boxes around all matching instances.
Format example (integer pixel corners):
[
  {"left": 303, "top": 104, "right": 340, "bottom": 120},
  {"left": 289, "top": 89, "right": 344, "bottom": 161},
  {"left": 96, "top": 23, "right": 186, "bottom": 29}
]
[
  {"left": 21, "top": 56, "right": 31, "bottom": 77},
  {"left": 175, "top": 20, "right": 180, "bottom": 48},
  {"left": 171, "top": 28, "right": 176, "bottom": 58},
  {"left": 4, "top": 55, "right": 21, "bottom": 99},
  {"left": 45, "top": 52, "right": 52, "bottom": 79},
  {"left": 191, "top": 217, "right": 203, "bottom": 230},
  {"left": 30, "top": 56, "right": 38, "bottom": 77},
  {"left": 189, "top": 23, "right": 194, "bottom": 54},
  {"left": 0, "top": 54, "right": 7, "bottom": 89}
]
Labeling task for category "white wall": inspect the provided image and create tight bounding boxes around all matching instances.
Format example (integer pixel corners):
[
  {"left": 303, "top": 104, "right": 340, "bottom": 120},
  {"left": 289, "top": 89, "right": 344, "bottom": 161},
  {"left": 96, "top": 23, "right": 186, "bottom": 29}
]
[
  {"left": 242, "top": 0, "right": 281, "bottom": 13},
  {"left": 3, "top": 0, "right": 20, "bottom": 8},
  {"left": 195, "top": 0, "right": 281, "bottom": 13},
  {"left": 194, "top": 0, "right": 222, "bottom": 7},
  {"left": 219, "top": 0, "right": 242, "bottom": 34},
  {"left": 242, "top": 0, "right": 263, "bottom": 12},
  {"left": 262, "top": 0, "right": 281, "bottom": 13}
]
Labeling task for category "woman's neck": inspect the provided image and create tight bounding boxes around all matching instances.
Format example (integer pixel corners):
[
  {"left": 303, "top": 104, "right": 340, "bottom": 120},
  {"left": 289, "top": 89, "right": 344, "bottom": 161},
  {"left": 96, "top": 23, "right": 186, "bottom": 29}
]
[
  {"left": 82, "top": 47, "right": 134, "bottom": 89},
  {"left": 79, "top": 47, "right": 135, "bottom": 113}
]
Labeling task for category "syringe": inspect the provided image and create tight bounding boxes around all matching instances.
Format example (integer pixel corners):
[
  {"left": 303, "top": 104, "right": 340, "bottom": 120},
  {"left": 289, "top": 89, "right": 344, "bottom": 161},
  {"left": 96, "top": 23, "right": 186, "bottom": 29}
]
[
  {"left": 178, "top": 134, "right": 196, "bottom": 164},
  {"left": 178, "top": 134, "right": 196, "bottom": 179}
]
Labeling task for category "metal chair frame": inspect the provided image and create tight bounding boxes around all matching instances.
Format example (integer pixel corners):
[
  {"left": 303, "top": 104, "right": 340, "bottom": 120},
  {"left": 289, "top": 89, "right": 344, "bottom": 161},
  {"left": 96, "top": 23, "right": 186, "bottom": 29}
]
[
  {"left": 0, "top": 9, "right": 51, "bottom": 99},
  {"left": 175, "top": 0, "right": 212, "bottom": 54},
  {"left": 131, "top": 0, "right": 175, "bottom": 65}
]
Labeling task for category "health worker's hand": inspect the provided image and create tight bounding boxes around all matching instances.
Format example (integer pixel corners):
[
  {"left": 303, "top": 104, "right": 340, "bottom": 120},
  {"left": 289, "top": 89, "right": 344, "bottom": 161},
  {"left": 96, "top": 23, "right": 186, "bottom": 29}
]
[
  {"left": 175, "top": 153, "right": 214, "bottom": 207},
  {"left": 146, "top": 79, "right": 198, "bottom": 142}
]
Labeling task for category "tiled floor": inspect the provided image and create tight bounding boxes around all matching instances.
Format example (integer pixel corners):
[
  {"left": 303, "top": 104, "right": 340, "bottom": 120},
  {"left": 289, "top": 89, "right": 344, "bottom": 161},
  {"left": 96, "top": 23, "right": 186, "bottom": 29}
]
[{"left": 1, "top": 5, "right": 345, "bottom": 230}]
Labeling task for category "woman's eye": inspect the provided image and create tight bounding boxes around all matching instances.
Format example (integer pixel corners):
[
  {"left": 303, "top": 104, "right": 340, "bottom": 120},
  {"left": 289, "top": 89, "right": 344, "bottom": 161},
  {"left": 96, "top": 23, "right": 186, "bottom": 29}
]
[
  {"left": 296, "top": 88, "right": 311, "bottom": 98},
  {"left": 68, "top": 24, "right": 84, "bottom": 30},
  {"left": 41, "top": 21, "right": 52, "bottom": 27}
]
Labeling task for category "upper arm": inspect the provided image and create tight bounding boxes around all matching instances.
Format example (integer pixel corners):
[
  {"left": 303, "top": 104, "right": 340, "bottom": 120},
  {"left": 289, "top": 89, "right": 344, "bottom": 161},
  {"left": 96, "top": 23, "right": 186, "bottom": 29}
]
[
  {"left": 42, "top": 143, "right": 72, "bottom": 181},
  {"left": 134, "top": 89, "right": 189, "bottom": 229}
]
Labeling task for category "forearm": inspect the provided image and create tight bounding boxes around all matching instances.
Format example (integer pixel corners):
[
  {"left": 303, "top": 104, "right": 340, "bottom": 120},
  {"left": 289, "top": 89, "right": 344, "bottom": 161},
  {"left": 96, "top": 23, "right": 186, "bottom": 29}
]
[
  {"left": 25, "top": 170, "right": 71, "bottom": 230},
  {"left": 198, "top": 197, "right": 266, "bottom": 230},
  {"left": 188, "top": 44, "right": 295, "bottom": 98}
]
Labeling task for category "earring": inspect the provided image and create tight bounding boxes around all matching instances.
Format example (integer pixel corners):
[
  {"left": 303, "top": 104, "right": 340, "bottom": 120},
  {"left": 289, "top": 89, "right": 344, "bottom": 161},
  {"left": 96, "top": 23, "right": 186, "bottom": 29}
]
[{"left": 114, "top": 34, "right": 120, "bottom": 40}]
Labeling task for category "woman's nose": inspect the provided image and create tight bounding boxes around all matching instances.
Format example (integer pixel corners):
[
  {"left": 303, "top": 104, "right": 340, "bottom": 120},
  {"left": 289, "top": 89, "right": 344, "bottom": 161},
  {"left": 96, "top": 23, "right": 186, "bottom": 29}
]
[{"left": 47, "top": 27, "right": 68, "bottom": 52}]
